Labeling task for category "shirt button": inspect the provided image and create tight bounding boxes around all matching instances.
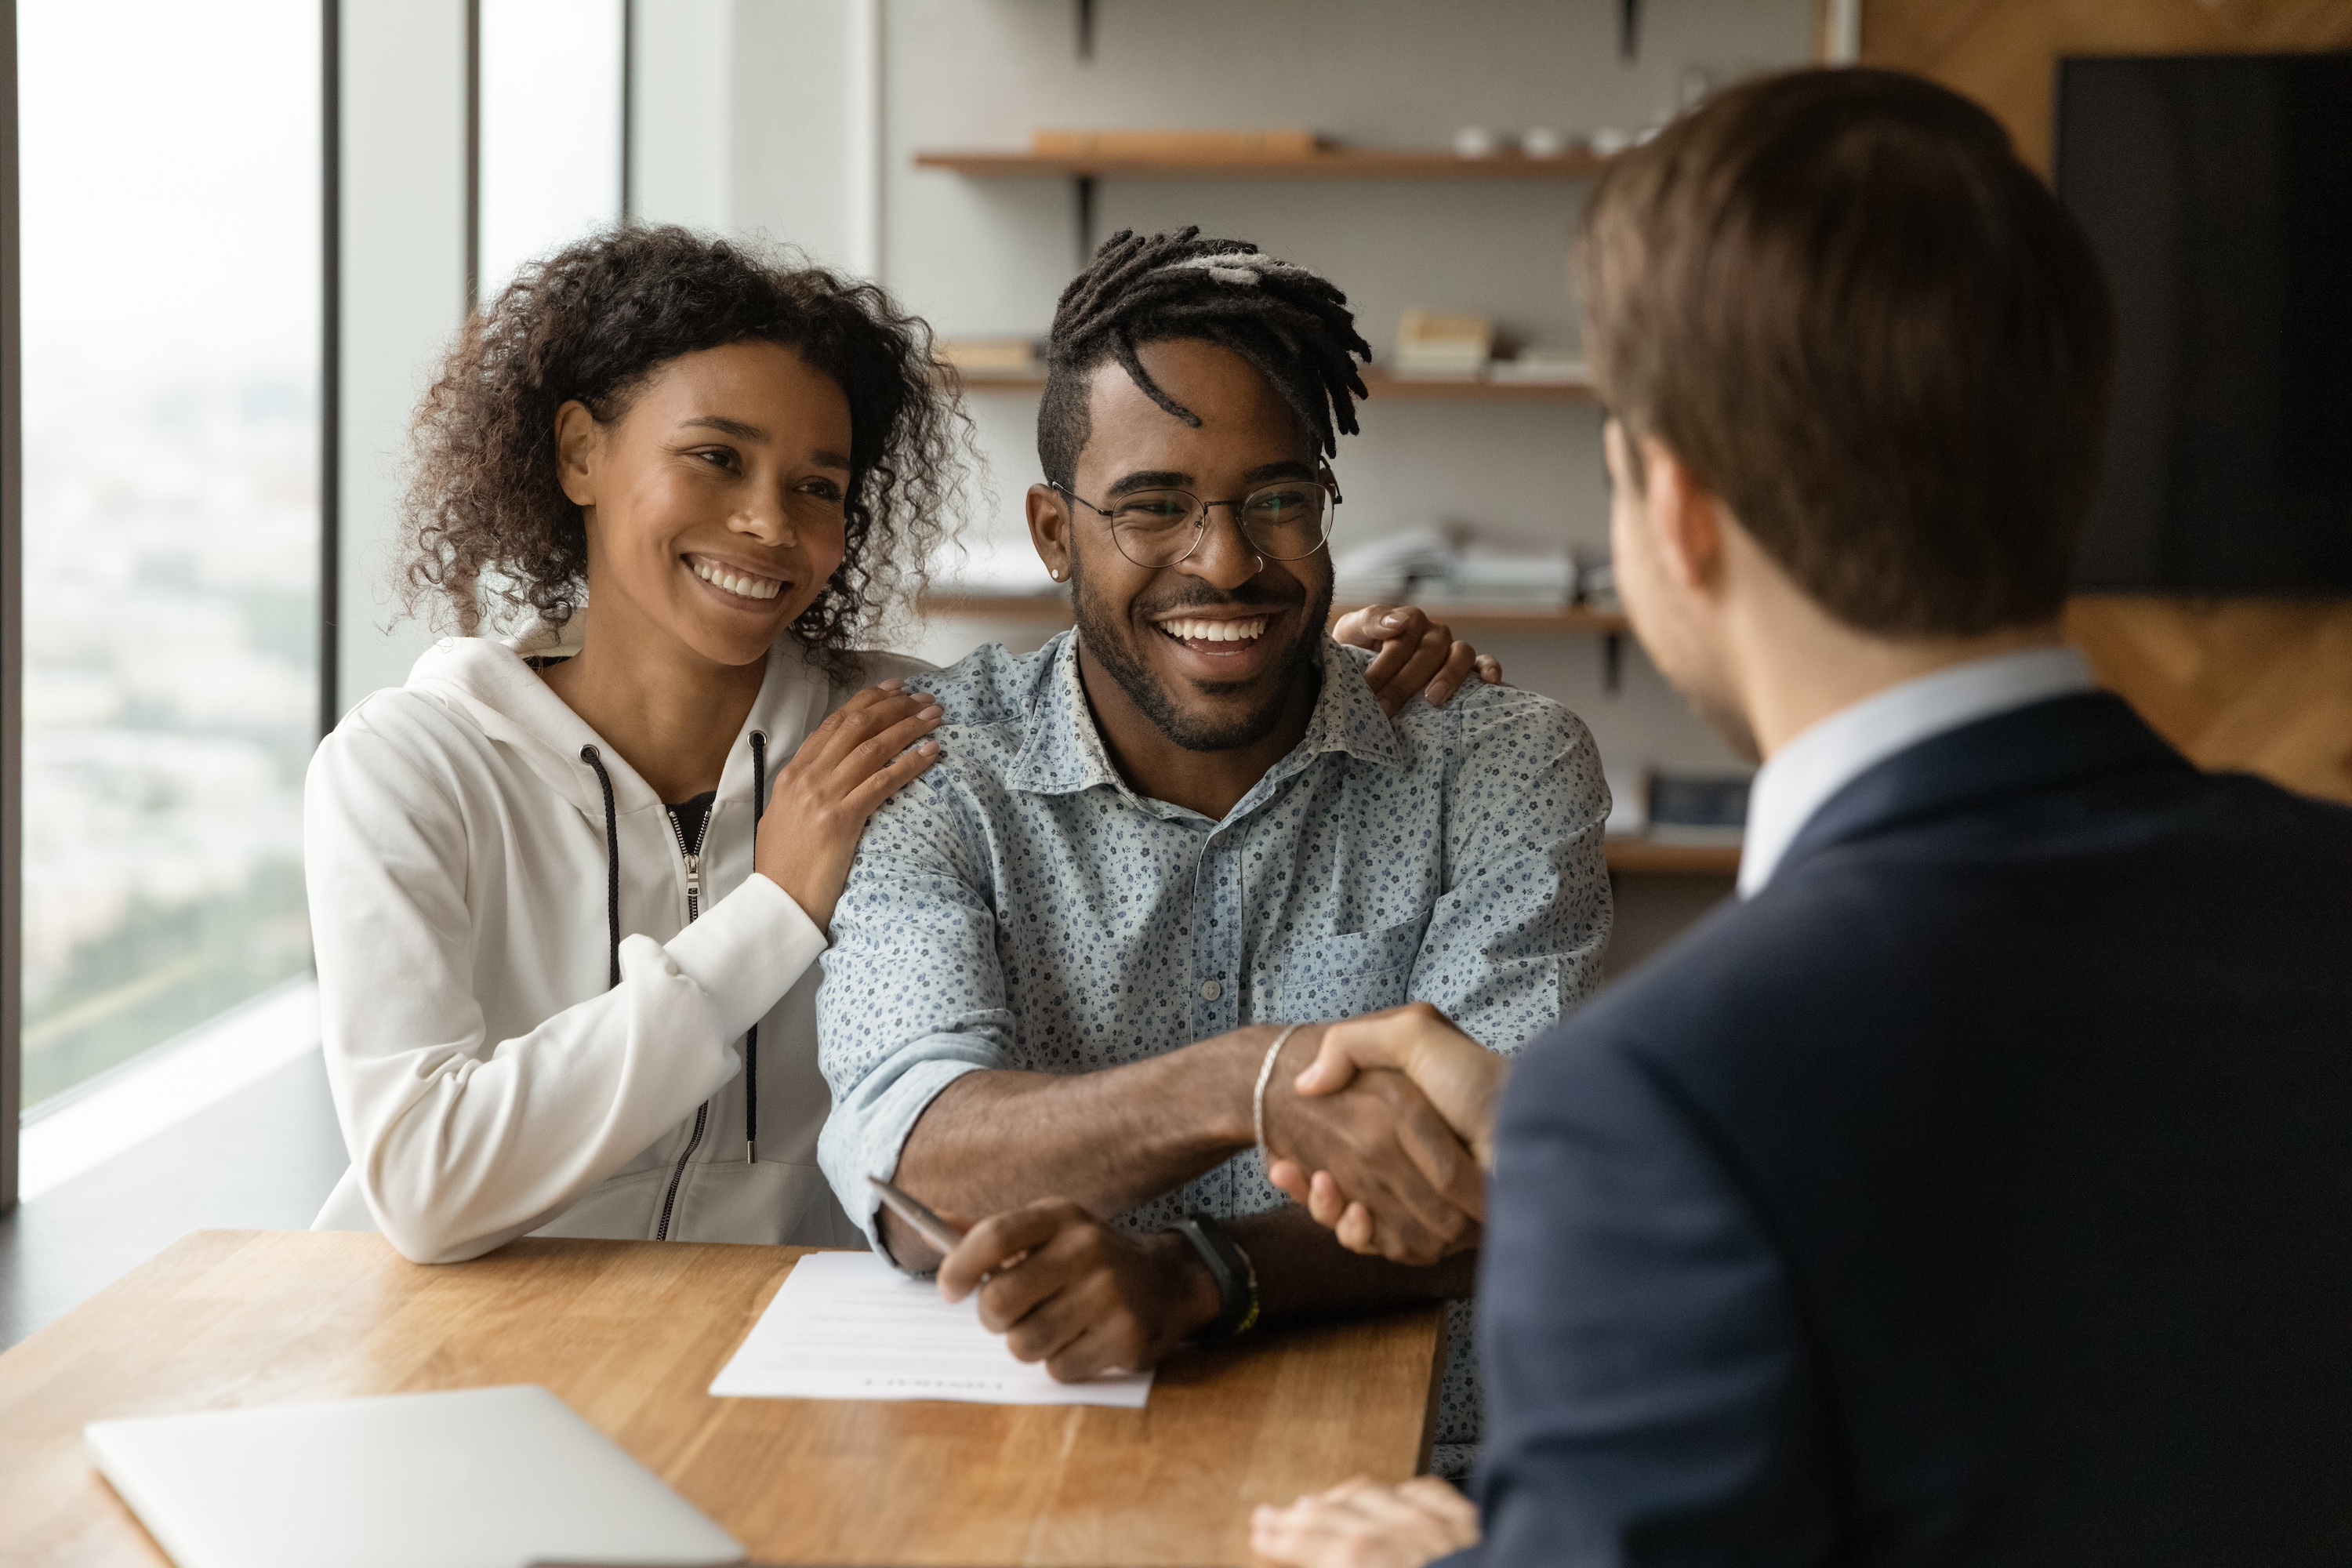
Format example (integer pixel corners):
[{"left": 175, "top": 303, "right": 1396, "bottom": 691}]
[{"left": 1200, "top": 978, "right": 1223, "bottom": 1000}]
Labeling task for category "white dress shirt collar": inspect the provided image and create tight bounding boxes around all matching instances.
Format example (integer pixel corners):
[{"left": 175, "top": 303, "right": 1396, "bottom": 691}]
[{"left": 1737, "top": 644, "right": 2096, "bottom": 898}]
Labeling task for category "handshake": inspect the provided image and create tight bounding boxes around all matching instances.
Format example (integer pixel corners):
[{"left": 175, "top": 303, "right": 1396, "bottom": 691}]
[
  {"left": 911, "top": 1004, "right": 1515, "bottom": 1387},
  {"left": 1261, "top": 1003, "right": 1512, "bottom": 1263}
]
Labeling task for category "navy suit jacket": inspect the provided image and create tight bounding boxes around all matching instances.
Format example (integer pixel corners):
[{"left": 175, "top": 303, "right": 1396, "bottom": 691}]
[{"left": 1468, "top": 692, "right": 2352, "bottom": 1566}]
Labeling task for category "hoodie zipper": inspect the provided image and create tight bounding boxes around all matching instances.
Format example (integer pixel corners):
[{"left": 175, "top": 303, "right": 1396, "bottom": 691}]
[
  {"left": 666, "top": 804, "right": 704, "bottom": 922},
  {"left": 655, "top": 798, "right": 713, "bottom": 1241}
]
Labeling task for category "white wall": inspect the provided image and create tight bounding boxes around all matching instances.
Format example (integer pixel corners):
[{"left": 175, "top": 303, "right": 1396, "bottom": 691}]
[
  {"left": 729, "top": 0, "right": 869, "bottom": 270},
  {"left": 336, "top": 0, "right": 468, "bottom": 714},
  {"left": 477, "top": 0, "right": 625, "bottom": 296},
  {"left": 635, "top": 0, "right": 870, "bottom": 270},
  {"left": 630, "top": 0, "right": 735, "bottom": 231}
]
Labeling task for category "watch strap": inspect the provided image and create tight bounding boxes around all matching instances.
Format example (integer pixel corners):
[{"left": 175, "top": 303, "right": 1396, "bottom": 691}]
[{"left": 1171, "top": 1211, "right": 1261, "bottom": 1344}]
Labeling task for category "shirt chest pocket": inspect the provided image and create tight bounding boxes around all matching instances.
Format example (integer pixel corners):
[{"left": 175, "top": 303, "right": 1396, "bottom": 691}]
[{"left": 1250, "top": 913, "right": 1429, "bottom": 1024}]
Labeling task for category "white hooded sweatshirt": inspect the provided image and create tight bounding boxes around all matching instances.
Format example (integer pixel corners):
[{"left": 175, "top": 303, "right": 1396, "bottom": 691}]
[{"left": 307, "top": 617, "right": 924, "bottom": 1262}]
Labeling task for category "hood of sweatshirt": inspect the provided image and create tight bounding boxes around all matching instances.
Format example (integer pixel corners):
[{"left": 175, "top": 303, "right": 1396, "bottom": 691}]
[{"left": 401, "top": 610, "right": 835, "bottom": 824}]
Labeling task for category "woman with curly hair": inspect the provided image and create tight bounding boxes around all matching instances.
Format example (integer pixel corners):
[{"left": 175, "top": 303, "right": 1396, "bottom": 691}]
[{"left": 306, "top": 227, "right": 967, "bottom": 1260}]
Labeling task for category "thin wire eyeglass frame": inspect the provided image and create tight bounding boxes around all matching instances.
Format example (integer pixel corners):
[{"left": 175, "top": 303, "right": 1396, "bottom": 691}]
[{"left": 1049, "top": 476, "right": 1343, "bottom": 569}]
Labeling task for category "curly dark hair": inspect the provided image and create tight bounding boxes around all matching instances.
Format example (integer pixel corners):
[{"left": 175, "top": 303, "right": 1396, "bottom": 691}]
[
  {"left": 402, "top": 225, "right": 971, "bottom": 673},
  {"left": 1037, "top": 227, "right": 1371, "bottom": 488}
]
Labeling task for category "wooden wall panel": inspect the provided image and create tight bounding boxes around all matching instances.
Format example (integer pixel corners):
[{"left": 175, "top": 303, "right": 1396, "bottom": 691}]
[
  {"left": 1862, "top": 0, "right": 2352, "bottom": 173},
  {"left": 2067, "top": 597, "right": 2352, "bottom": 804},
  {"left": 1864, "top": 0, "right": 2352, "bottom": 807}
]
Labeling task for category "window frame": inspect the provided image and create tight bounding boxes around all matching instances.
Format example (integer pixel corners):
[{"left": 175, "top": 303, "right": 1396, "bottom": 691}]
[
  {"left": 0, "top": 0, "right": 343, "bottom": 1212},
  {"left": 2, "top": 0, "right": 22, "bottom": 1217}
]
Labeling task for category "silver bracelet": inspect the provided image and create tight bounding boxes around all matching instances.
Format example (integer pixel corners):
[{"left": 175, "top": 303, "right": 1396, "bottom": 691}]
[{"left": 1252, "top": 1023, "right": 1303, "bottom": 1171}]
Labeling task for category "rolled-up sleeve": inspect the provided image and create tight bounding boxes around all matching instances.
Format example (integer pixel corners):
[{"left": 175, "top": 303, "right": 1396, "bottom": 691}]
[
  {"left": 1413, "top": 690, "right": 1614, "bottom": 1053},
  {"left": 815, "top": 770, "right": 1012, "bottom": 1243}
]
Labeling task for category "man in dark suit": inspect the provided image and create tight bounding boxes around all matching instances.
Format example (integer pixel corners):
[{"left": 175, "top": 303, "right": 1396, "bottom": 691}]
[{"left": 1249, "top": 67, "right": 2352, "bottom": 1568}]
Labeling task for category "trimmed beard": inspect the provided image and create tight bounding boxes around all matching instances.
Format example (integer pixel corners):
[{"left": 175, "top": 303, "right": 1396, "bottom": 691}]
[{"left": 1070, "top": 559, "right": 1332, "bottom": 754}]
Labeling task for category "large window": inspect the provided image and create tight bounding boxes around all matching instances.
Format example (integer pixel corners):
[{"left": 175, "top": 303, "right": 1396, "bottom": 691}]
[
  {"left": 16, "top": 0, "right": 321, "bottom": 1107},
  {"left": 478, "top": 0, "right": 625, "bottom": 296}
]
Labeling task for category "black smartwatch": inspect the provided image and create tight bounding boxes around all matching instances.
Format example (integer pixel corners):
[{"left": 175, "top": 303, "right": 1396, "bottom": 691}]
[{"left": 1170, "top": 1211, "right": 1261, "bottom": 1344}]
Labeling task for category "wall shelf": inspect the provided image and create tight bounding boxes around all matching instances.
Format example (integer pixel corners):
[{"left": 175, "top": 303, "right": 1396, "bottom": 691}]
[
  {"left": 917, "top": 143, "right": 1613, "bottom": 263},
  {"left": 1363, "top": 370, "right": 1598, "bottom": 403},
  {"left": 914, "top": 147, "right": 1613, "bottom": 181},
  {"left": 953, "top": 365, "right": 1598, "bottom": 404},
  {"left": 1604, "top": 840, "right": 1741, "bottom": 877},
  {"left": 920, "top": 593, "right": 1629, "bottom": 637}
]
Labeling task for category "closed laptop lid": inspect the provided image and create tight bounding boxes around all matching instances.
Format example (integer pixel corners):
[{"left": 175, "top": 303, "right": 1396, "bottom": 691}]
[{"left": 85, "top": 1384, "right": 743, "bottom": 1568}]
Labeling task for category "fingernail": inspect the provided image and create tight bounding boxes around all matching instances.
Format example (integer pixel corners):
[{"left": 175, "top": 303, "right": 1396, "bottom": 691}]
[
  {"left": 917, "top": 739, "right": 940, "bottom": 753},
  {"left": 879, "top": 678, "right": 905, "bottom": 690},
  {"left": 920, "top": 704, "right": 944, "bottom": 719},
  {"left": 910, "top": 691, "right": 935, "bottom": 703},
  {"left": 1381, "top": 612, "right": 1406, "bottom": 627}
]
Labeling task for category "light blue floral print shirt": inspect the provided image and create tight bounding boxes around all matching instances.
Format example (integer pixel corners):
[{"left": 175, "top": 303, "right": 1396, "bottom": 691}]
[{"left": 816, "top": 630, "right": 1611, "bottom": 1474}]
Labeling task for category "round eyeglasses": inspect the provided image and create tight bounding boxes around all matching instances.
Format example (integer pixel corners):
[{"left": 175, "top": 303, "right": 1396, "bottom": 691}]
[{"left": 1051, "top": 477, "right": 1341, "bottom": 570}]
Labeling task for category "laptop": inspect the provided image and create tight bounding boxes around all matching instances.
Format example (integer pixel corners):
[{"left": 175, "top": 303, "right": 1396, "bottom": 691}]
[{"left": 85, "top": 1384, "right": 743, "bottom": 1568}]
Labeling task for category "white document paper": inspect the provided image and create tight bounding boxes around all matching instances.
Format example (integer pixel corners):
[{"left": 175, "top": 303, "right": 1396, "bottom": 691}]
[{"left": 710, "top": 1250, "right": 1154, "bottom": 1408}]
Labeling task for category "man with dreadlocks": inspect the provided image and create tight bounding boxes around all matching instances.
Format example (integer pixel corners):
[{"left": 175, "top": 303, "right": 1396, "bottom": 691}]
[{"left": 816, "top": 230, "right": 1611, "bottom": 1475}]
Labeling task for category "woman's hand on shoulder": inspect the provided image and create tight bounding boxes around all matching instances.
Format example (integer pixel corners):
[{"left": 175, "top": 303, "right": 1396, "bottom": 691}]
[
  {"left": 1330, "top": 604, "right": 1504, "bottom": 716},
  {"left": 756, "top": 679, "right": 944, "bottom": 931}
]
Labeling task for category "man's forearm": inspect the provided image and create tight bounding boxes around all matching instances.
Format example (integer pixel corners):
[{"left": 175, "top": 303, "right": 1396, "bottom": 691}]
[
  {"left": 884, "top": 1025, "right": 1278, "bottom": 1267},
  {"left": 1236, "top": 1204, "right": 1479, "bottom": 1320}
]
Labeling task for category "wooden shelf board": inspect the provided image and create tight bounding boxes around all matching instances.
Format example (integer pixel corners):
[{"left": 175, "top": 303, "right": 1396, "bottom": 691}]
[
  {"left": 953, "top": 365, "right": 1597, "bottom": 404},
  {"left": 919, "top": 592, "right": 1073, "bottom": 621},
  {"left": 1605, "top": 839, "right": 1742, "bottom": 877},
  {"left": 918, "top": 594, "right": 1629, "bottom": 637},
  {"left": 1364, "top": 369, "right": 1598, "bottom": 402},
  {"left": 915, "top": 147, "right": 1613, "bottom": 181}
]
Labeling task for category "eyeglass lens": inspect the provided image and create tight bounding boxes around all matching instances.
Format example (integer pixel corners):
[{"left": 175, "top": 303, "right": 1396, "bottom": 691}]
[{"left": 1106, "top": 481, "right": 1334, "bottom": 568}]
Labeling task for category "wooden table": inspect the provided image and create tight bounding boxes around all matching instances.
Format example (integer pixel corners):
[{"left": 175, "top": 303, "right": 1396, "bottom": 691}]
[{"left": 0, "top": 1230, "right": 1443, "bottom": 1566}]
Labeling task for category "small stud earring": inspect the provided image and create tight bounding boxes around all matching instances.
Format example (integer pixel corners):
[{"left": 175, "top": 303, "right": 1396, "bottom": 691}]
[{"left": 1050, "top": 567, "right": 1065, "bottom": 582}]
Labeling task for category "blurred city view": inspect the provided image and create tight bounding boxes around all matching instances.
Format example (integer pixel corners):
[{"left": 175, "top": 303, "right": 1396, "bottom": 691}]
[
  {"left": 18, "top": 0, "right": 320, "bottom": 1106},
  {"left": 18, "top": 372, "right": 318, "bottom": 1104}
]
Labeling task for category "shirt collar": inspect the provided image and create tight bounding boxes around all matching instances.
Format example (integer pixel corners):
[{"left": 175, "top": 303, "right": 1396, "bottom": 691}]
[
  {"left": 1738, "top": 644, "right": 2096, "bottom": 898},
  {"left": 1007, "top": 630, "right": 1406, "bottom": 808},
  {"left": 1007, "top": 633, "right": 1127, "bottom": 797}
]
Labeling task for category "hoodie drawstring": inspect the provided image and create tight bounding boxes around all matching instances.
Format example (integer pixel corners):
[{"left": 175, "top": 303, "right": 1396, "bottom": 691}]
[
  {"left": 745, "top": 731, "right": 767, "bottom": 1163},
  {"left": 582, "top": 745, "right": 621, "bottom": 988}
]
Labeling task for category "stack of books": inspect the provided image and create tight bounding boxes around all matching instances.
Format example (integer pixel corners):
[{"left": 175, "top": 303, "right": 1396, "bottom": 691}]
[
  {"left": 1391, "top": 310, "right": 1494, "bottom": 379},
  {"left": 1331, "top": 528, "right": 1577, "bottom": 609},
  {"left": 1486, "top": 348, "right": 1590, "bottom": 385}
]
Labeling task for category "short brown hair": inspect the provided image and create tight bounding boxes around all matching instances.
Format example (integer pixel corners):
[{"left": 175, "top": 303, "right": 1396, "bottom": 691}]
[{"left": 1575, "top": 68, "right": 2114, "bottom": 636}]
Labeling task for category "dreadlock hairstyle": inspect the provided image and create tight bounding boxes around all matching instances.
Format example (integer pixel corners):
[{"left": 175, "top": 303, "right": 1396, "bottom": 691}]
[{"left": 1036, "top": 227, "right": 1373, "bottom": 488}]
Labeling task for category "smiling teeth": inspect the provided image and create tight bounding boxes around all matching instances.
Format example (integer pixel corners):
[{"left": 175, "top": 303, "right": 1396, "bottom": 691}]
[
  {"left": 1160, "top": 616, "right": 1268, "bottom": 643},
  {"left": 693, "top": 559, "right": 782, "bottom": 601}
]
